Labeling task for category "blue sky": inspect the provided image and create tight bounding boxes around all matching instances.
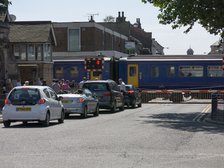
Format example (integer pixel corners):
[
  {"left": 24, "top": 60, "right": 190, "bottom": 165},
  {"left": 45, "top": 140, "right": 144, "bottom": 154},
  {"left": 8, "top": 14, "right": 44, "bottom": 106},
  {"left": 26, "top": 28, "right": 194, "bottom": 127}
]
[{"left": 9, "top": 0, "right": 219, "bottom": 55}]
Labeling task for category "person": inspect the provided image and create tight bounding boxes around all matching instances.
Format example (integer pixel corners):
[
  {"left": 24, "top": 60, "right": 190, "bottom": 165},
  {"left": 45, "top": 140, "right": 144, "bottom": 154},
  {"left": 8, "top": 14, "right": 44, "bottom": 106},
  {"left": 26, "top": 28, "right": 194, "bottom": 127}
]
[
  {"left": 61, "top": 79, "right": 71, "bottom": 91},
  {"left": 79, "top": 77, "right": 87, "bottom": 89},
  {"left": 118, "top": 78, "right": 126, "bottom": 92},
  {"left": 24, "top": 81, "right": 29, "bottom": 86},
  {"left": 42, "top": 80, "right": 47, "bottom": 86},
  {"left": 51, "top": 79, "right": 61, "bottom": 93}
]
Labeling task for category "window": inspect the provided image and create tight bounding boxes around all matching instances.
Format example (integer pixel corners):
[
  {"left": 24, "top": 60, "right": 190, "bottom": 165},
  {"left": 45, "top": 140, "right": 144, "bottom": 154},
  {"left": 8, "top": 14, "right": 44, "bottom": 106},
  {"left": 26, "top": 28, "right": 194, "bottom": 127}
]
[
  {"left": 129, "top": 66, "right": 137, "bottom": 77},
  {"left": 28, "top": 44, "right": 35, "bottom": 61},
  {"left": 49, "top": 89, "right": 57, "bottom": 100},
  {"left": 43, "top": 89, "right": 50, "bottom": 98},
  {"left": 43, "top": 44, "right": 51, "bottom": 61},
  {"left": 167, "top": 66, "right": 175, "bottom": 77},
  {"left": 20, "top": 45, "right": 27, "bottom": 60},
  {"left": 179, "top": 66, "right": 203, "bottom": 77},
  {"left": 35, "top": 45, "right": 42, "bottom": 61},
  {"left": 207, "top": 66, "right": 223, "bottom": 77},
  {"left": 14, "top": 45, "right": 20, "bottom": 59},
  {"left": 151, "top": 66, "right": 159, "bottom": 77},
  {"left": 55, "top": 67, "right": 64, "bottom": 79},
  {"left": 68, "top": 29, "right": 80, "bottom": 51},
  {"left": 70, "top": 66, "right": 79, "bottom": 78}
]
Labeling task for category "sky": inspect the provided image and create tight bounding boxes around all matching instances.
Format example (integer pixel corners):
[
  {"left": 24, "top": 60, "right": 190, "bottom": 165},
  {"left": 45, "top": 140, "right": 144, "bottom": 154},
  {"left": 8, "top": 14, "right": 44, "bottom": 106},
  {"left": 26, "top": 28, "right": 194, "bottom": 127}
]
[{"left": 8, "top": 0, "right": 220, "bottom": 55}]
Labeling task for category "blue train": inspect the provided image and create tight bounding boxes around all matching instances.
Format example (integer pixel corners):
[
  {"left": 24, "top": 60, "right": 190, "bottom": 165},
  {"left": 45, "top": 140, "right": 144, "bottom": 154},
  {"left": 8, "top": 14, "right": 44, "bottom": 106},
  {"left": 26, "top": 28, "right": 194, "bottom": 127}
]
[{"left": 53, "top": 55, "right": 224, "bottom": 90}]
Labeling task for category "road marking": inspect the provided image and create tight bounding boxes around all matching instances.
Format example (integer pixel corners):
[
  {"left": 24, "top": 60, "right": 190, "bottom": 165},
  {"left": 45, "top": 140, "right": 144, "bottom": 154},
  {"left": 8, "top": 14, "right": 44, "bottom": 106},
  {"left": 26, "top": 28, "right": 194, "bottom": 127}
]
[{"left": 193, "top": 104, "right": 211, "bottom": 122}]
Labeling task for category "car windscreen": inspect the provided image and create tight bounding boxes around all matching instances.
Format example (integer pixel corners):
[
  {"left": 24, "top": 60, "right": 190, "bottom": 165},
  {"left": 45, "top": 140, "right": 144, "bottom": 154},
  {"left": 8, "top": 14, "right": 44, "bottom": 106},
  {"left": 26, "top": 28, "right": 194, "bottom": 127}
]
[
  {"left": 83, "top": 83, "right": 110, "bottom": 92},
  {"left": 8, "top": 88, "right": 40, "bottom": 105}
]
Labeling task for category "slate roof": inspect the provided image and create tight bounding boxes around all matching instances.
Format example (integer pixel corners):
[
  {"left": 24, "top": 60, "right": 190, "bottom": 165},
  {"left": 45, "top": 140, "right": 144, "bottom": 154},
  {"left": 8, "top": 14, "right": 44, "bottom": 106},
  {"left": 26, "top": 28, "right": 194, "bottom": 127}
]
[{"left": 9, "top": 21, "right": 56, "bottom": 44}]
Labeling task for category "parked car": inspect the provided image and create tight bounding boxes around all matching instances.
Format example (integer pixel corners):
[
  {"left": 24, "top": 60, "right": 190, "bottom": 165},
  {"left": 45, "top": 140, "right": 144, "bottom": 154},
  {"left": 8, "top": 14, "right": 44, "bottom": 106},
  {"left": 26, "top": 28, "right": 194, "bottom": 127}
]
[
  {"left": 58, "top": 89, "right": 99, "bottom": 118},
  {"left": 2, "top": 86, "right": 64, "bottom": 127},
  {"left": 82, "top": 80, "right": 124, "bottom": 112},
  {"left": 119, "top": 84, "right": 142, "bottom": 108}
]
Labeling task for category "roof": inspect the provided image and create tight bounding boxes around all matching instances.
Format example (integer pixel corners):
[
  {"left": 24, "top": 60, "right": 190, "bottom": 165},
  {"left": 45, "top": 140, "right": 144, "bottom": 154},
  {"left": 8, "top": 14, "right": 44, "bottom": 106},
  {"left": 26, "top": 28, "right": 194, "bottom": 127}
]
[{"left": 9, "top": 21, "right": 57, "bottom": 45}]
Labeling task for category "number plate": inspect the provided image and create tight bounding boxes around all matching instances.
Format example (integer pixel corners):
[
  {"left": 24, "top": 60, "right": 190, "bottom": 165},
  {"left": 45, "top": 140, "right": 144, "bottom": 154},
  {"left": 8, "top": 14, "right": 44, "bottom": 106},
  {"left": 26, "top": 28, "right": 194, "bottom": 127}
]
[
  {"left": 62, "top": 100, "right": 73, "bottom": 103},
  {"left": 16, "top": 107, "right": 31, "bottom": 111}
]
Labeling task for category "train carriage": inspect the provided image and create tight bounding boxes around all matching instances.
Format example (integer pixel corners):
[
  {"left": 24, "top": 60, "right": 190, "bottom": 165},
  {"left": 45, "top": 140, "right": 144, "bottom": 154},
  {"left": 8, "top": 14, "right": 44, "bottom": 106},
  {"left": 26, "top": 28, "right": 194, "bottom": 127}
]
[
  {"left": 53, "top": 57, "right": 118, "bottom": 82},
  {"left": 119, "top": 55, "right": 224, "bottom": 90}
]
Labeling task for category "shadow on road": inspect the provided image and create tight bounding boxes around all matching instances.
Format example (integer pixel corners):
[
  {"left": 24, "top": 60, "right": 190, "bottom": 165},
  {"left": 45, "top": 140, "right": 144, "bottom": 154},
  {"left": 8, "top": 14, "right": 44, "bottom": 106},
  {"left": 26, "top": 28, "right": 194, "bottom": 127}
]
[{"left": 139, "top": 112, "right": 224, "bottom": 134}]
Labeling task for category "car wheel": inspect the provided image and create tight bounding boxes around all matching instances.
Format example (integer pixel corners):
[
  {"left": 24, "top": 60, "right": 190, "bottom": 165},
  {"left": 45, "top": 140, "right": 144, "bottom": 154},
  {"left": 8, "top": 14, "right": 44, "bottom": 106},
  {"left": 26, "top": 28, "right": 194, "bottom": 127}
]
[
  {"left": 111, "top": 101, "right": 117, "bottom": 113},
  {"left": 94, "top": 105, "right": 99, "bottom": 117},
  {"left": 131, "top": 99, "right": 136, "bottom": 108},
  {"left": 65, "top": 113, "right": 69, "bottom": 118},
  {"left": 3, "top": 120, "right": 11, "bottom": 127},
  {"left": 119, "top": 102, "right": 125, "bottom": 111},
  {"left": 42, "top": 112, "right": 50, "bottom": 127},
  {"left": 58, "top": 110, "right": 64, "bottom": 124},
  {"left": 138, "top": 102, "right": 142, "bottom": 107},
  {"left": 81, "top": 106, "right": 87, "bottom": 118}
]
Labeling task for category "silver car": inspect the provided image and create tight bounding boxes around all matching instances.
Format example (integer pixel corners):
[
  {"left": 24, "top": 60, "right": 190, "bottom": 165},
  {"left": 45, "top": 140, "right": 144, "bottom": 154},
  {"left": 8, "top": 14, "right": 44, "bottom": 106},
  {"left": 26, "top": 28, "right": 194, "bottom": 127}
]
[
  {"left": 58, "top": 89, "right": 99, "bottom": 118},
  {"left": 2, "top": 86, "right": 64, "bottom": 127}
]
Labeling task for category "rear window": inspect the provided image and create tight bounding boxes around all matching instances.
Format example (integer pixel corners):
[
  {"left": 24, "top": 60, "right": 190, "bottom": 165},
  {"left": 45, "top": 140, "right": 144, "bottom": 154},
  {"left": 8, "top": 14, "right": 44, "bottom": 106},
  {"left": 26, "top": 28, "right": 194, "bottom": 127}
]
[
  {"left": 83, "top": 83, "right": 110, "bottom": 92},
  {"left": 8, "top": 88, "right": 40, "bottom": 105}
]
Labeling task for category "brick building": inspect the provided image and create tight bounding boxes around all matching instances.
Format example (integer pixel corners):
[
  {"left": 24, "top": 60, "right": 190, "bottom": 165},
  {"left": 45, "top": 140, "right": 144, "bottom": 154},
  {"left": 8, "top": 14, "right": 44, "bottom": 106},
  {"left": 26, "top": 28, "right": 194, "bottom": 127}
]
[
  {"left": 53, "top": 21, "right": 128, "bottom": 60},
  {"left": 99, "top": 12, "right": 162, "bottom": 55}
]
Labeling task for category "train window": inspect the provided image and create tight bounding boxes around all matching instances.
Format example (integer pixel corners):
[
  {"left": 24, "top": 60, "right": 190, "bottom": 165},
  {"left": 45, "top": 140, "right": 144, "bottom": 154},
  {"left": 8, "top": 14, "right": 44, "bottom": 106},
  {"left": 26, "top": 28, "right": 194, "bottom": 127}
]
[
  {"left": 55, "top": 67, "right": 64, "bottom": 79},
  {"left": 70, "top": 66, "right": 79, "bottom": 78},
  {"left": 129, "top": 66, "right": 137, "bottom": 77},
  {"left": 151, "top": 66, "right": 159, "bottom": 78},
  {"left": 167, "top": 66, "right": 175, "bottom": 77},
  {"left": 179, "top": 66, "right": 203, "bottom": 77},
  {"left": 207, "top": 66, "right": 224, "bottom": 77}
]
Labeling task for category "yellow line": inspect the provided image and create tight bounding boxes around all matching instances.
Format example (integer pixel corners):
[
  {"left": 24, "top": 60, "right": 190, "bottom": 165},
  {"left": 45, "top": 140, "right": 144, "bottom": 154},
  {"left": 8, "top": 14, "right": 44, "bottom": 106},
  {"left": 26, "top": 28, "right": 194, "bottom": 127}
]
[{"left": 202, "top": 104, "right": 211, "bottom": 113}]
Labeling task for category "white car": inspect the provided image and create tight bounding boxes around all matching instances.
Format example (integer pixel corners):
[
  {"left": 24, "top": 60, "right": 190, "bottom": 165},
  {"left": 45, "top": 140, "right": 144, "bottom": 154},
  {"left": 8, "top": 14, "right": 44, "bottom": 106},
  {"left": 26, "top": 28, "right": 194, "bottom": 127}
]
[{"left": 2, "top": 86, "right": 64, "bottom": 127}]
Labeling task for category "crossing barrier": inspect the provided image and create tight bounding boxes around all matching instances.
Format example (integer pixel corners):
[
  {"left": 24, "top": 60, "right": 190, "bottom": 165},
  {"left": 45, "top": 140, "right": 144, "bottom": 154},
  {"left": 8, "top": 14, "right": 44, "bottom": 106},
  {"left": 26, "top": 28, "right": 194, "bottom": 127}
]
[{"left": 141, "top": 90, "right": 224, "bottom": 103}]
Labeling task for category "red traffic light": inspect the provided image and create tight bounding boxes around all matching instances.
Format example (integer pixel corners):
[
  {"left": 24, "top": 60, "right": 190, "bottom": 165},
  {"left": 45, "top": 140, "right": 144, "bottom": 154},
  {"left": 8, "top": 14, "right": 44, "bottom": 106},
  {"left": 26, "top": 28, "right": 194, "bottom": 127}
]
[{"left": 96, "top": 60, "right": 100, "bottom": 65}]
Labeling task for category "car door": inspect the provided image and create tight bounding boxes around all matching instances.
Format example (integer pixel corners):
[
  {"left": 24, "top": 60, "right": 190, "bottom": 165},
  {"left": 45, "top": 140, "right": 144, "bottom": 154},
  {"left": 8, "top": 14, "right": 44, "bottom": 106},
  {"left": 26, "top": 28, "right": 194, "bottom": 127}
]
[
  {"left": 84, "top": 89, "right": 97, "bottom": 112},
  {"left": 110, "top": 82, "right": 123, "bottom": 107},
  {"left": 48, "top": 88, "right": 61, "bottom": 119}
]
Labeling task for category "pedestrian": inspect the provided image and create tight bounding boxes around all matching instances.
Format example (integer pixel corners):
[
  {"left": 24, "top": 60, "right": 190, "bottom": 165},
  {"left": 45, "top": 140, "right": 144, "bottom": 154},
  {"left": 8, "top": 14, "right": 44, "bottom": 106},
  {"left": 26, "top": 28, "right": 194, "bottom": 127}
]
[
  {"left": 42, "top": 80, "right": 47, "bottom": 86},
  {"left": 51, "top": 79, "right": 61, "bottom": 94},
  {"left": 61, "top": 79, "right": 70, "bottom": 92},
  {"left": 118, "top": 78, "right": 126, "bottom": 93},
  {"left": 79, "top": 77, "right": 87, "bottom": 89},
  {"left": 24, "top": 81, "right": 29, "bottom": 86}
]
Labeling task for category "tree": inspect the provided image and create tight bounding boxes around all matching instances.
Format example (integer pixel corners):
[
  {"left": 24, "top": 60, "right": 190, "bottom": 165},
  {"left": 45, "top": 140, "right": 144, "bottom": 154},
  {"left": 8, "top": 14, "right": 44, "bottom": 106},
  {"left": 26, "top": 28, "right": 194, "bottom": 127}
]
[
  {"left": 142, "top": 0, "right": 224, "bottom": 38},
  {"left": 0, "top": 0, "right": 11, "bottom": 12},
  {"left": 103, "top": 16, "right": 115, "bottom": 22}
]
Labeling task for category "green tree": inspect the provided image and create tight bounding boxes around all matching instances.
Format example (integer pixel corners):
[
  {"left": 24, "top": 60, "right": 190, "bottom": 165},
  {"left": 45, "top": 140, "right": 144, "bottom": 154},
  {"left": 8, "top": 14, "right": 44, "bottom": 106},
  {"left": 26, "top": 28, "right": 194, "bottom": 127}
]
[
  {"left": 142, "top": 0, "right": 224, "bottom": 37},
  {"left": 103, "top": 16, "right": 115, "bottom": 22},
  {"left": 0, "top": 0, "right": 11, "bottom": 12}
]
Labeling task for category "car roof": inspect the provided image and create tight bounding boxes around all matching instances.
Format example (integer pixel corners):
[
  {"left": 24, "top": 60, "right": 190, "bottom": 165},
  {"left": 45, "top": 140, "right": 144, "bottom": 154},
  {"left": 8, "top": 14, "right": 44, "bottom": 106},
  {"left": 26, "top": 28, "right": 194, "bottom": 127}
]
[
  {"left": 13, "top": 85, "right": 50, "bottom": 90},
  {"left": 84, "top": 80, "right": 116, "bottom": 84}
]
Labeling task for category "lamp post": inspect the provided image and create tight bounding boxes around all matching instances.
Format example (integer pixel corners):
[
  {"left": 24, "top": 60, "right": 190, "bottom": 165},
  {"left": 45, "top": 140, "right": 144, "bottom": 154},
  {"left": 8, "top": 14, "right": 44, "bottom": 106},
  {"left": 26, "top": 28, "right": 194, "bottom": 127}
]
[{"left": 0, "top": 7, "right": 10, "bottom": 81}]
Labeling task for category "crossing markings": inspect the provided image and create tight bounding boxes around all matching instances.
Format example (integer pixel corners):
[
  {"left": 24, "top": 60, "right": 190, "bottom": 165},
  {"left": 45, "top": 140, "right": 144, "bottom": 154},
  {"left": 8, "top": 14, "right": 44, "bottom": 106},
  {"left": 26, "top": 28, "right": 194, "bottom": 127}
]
[{"left": 193, "top": 104, "right": 211, "bottom": 123}]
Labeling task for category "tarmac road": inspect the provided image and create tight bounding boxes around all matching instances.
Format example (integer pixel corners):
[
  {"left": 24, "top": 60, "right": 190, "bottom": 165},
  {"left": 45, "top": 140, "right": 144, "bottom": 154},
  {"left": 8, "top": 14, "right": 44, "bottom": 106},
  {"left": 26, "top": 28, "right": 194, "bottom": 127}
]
[{"left": 0, "top": 103, "right": 224, "bottom": 168}]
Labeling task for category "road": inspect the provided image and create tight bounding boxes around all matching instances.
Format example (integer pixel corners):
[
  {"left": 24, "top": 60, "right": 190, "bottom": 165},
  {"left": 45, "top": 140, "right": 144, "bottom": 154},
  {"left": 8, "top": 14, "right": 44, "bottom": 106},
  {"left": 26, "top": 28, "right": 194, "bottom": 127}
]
[{"left": 0, "top": 103, "right": 224, "bottom": 168}]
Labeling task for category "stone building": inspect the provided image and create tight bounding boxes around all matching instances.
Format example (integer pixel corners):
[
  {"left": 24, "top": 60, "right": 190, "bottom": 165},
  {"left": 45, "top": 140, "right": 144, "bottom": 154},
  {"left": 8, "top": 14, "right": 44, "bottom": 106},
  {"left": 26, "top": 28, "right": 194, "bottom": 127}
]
[{"left": 8, "top": 21, "right": 57, "bottom": 85}]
